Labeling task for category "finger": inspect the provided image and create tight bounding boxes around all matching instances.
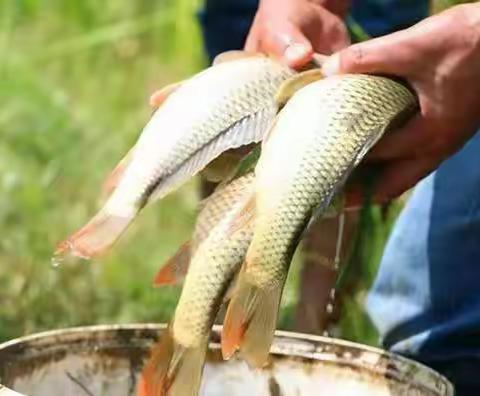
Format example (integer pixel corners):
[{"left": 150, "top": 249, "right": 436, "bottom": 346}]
[
  {"left": 308, "top": 6, "right": 350, "bottom": 54},
  {"left": 372, "top": 156, "right": 437, "bottom": 203},
  {"left": 244, "top": 21, "right": 261, "bottom": 52},
  {"left": 345, "top": 155, "right": 437, "bottom": 207},
  {"left": 367, "top": 115, "right": 432, "bottom": 161},
  {"left": 322, "top": 26, "right": 420, "bottom": 76},
  {"left": 262, "top": 22, "right": 313, "bottom": 68}
]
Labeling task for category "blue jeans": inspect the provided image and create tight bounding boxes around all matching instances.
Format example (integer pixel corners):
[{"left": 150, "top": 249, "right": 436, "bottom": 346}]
[{"left": 367, "top": 132, "right": 480, "bottom": 394}]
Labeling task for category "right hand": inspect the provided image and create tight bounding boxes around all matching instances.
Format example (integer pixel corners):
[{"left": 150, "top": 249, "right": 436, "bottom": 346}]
[
  {"left": 322, "top": 3, "right": 480, "bottom": 204},
  {"left": 245, "top": 0, "right": 350, "bottom": 69}
]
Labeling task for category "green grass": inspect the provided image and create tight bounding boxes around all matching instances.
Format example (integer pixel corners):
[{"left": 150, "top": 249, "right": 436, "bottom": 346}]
[{"left": 0, "top": 0, "right": 206, "bottom": 342}]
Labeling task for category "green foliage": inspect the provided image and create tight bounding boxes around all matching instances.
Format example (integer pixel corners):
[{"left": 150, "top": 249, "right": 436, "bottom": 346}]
[
  {"left": 0, "top": 0, "right": 303, "bottom": 343},
  {"left": 0, "top": 0, "right": 204, "bottom": 342},
  {"left": 431, "top": 0, "right": 474, "bottom": 13}
]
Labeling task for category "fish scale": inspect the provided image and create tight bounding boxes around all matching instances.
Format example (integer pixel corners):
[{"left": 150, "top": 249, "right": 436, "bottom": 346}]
[
  {"left": 253, "top": 74, "right": 416, "bottom": 287},
  {"left": 140, "top": 172, "right": 256, "bottom": 396},
  {"left": 222, "top": 74, "right": 418, "bottom": 368},
  {"left": 173, "top": 214, "right": 255, "bottom": 348},
  {"left": 56, "top": 54, "right": 292, "bottom": 261}
]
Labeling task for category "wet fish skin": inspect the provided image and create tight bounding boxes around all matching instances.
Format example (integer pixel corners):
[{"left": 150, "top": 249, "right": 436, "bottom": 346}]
[
  {"left": 222, "top": 74, "right": 418, "bottom": 366},
  {"left": 140, "top": 173, "right": 255, "bottom": 396},
  {"left": 55, "top": 53, "right": 293, "bottom": 260}
]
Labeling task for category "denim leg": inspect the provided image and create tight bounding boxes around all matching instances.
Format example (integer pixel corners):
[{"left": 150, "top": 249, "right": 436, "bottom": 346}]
[
  {"left": 198, "top": 0, "right": 258, "bottom": 62},
  {"left": 367, "top": 132, "right": 480, "bottom": 392}
]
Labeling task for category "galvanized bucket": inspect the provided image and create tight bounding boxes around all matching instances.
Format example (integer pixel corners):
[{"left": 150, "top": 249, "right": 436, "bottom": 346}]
[{"left": 0, "top": 324, "right": 453, "bottom": 396}]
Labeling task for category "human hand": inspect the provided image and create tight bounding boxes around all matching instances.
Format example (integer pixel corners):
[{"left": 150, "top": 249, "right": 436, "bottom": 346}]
[
  {"left": 246, "top": 0, "right": 350, "bottom": 69},
  {"left": 322, "top": 4, "right": 480, "bottom": 203}
]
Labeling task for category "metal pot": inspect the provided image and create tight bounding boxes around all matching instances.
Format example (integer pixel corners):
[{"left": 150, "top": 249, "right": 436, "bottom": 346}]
[{"left": 0, "top": 324, "right": 453, "bottom": 396}]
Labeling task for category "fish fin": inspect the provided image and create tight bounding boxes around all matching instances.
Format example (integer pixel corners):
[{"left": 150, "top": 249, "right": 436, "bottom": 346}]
[
  {"left": 101, "top": 147, "right": 135, "bottom": 198},
  {"left": 153, "top": 241, "right": 192, "bottom": 286},
  {"left": 200, "top": 148, "right": 252, "bottom": 183},
  {"left": 150, "top": 81, "right": 184, "bottom": 109},
  {"left": 139, "top": 327, "right": 207, "bottom": 396},
  {"left": 224, "top": 194, "right": 256, "bottom": 237},
  {"left": 54, "top": 210, "right": 133, "bottom": 260},
  {"left": 149, "top": 109, "right": 273, "bottom": 202},
  {"left": 275, "top": 69, "right": 324, "bottom": 108},
  {"left": 222, "top": 275, "right": 281, "bottom": 368},
  {"left": 213, "top": 50, "right": 263, "bottom": 65},
  {"left": 223, "top": 271, "right": 239, "bottom": 303}
]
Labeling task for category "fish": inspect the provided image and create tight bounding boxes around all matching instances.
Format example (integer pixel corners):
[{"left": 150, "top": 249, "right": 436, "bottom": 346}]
[
  {"left": 139, "top": 173, "right": 256, "bottom": 396},
  {"left": 55, "top": 51, "right": 294, "bottom": 260},
  {"left": 153, "top": 171, "right": 256, "bottom": 286},
  {"left": 222, "top": 73, "right": 418, "bottom": 367}
]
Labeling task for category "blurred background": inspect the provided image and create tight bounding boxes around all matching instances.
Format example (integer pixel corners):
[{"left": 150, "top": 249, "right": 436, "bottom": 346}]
[{"left": 0, "top": 0, "right": 467, "bottom": 345}]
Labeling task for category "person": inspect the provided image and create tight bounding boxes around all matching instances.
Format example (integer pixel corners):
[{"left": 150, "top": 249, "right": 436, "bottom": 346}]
[
  {"left": 255, "top": 2, "right": 480, "bottom": 394},
  {"left": 150, "top": 0, "right": 479, "bottom": 392},
  {"left": 195, "top": 1, "right": 480, "bottom": 395},
  {"left": 247, "top": 0, "right": 480, "bottom": 396}
]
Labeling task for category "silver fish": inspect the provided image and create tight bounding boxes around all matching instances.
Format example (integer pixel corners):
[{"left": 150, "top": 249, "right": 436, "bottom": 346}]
[
  {"left": 222, "top": 74, "right": 418, "bottom": 367},
  {"left": 55, "top": 51, "right": 293, "bottom": 260},
  {"left": 139, "top": 173, "right": 255, "bottom": 396}
]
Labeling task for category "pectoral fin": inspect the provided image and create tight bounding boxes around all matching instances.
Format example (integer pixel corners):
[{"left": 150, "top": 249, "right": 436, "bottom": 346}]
[{"left": 153, "top": 241, "right": 192, "bottom": 286}]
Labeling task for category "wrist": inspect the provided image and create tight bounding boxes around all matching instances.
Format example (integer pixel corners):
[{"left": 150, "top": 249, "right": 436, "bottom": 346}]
[
  {"left": 313, "top": 0, "right": 350, "bottom": 17},
  {"left": 260, "top": 0, "right": 350, "bottom": 17}
]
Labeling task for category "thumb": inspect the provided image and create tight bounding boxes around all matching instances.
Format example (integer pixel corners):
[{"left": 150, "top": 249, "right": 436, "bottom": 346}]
[
  {"left": 262, "top": 23, "right": 313, "bottom": 68},
  {"left": 322, "top": 28, "right": 415, "bottom": 76}
]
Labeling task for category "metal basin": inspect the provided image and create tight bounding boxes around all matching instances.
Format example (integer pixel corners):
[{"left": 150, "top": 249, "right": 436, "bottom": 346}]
[{"left": 0, "top": 324, "right": 453, "bottom": 396}]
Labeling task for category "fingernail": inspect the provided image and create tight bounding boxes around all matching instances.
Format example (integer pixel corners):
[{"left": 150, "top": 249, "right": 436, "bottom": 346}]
[
  {"left": 284, "top": 43, "right": 309, "bottom": 64},
  {"left": 322, "top": 53, "right": 340, "bottom": 76}
]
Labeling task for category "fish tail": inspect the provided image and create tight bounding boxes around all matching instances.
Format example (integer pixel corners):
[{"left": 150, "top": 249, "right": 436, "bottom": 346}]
[
  {"left": 153, "top": 241, "right": 192, "bottom": 286},
  {"left": 221, "top": 274, "right": 282, "bottom": 368},
  {"left": 138, "top": 327, "right": 207, "bottom": 396},
  {"left": 54, "top": 209, "right": 134, "bottom": 260}
]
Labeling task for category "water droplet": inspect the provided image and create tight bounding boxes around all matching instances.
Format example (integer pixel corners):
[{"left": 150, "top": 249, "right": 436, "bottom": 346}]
[
  {"left": 326, "top": 303, "right": 334, "bottom": 314},
  {"left": 329, "top": 289, "right": 336, "bottom": 300},
  {"left": 334, "top": 213, "right": 345, "bottom": 270},
  {"left": 51, "top": 255, "right": 63, "bottom": 268}
]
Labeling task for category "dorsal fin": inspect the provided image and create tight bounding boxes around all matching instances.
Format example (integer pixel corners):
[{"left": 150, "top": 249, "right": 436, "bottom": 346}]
[{"left": 213, "top": 50, "right": 264, "bottom": 65}]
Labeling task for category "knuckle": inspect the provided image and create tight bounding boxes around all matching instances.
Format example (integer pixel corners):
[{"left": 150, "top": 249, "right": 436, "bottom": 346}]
[
  {"left": 347, "top": 44, "right": 365, "bottom": 67},
  {"left": 448, "top": 5, "right": 480, "bottom": 52}
]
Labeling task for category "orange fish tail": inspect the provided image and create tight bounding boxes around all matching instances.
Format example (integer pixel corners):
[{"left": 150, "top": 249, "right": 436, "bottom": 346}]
[
  {"left": 55, "top": 210, "right": 133, "bottom": 260},
  {"left": 221, "top": 274, "right": 282, "bottom": 368},
  {"left": 138, "top": 326, "right": 207, "bottom": 396}
]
